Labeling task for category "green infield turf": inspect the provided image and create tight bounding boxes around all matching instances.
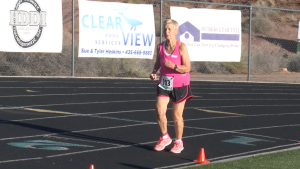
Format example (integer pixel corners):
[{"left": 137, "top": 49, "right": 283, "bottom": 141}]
[{"left": 186, "top": 148, "right": 300, "bottom": 169}]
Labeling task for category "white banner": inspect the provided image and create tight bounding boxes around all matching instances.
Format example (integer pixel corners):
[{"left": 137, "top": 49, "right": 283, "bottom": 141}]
[
  {"left": 171, "top": 7, "right": 241, "bottom": 62},
  {"left": 0, "top": 0, "right": 63, "bottom": 53},
  {"left": 78, "top": 0, "right": 155, "bottom": 59}
]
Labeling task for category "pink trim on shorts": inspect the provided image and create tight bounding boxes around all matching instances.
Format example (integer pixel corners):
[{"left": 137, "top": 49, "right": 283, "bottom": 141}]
[
  {"left": 173, "top": 86, "right": 192, "bottom": 104},
  {"left": 157, "top": 94, "right": 169, "bottom": 97}
]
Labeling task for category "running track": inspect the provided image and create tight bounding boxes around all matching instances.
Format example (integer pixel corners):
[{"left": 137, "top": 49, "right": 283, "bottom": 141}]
[{"left": 0, "top": 77, "right": 300, "bottom": 169}]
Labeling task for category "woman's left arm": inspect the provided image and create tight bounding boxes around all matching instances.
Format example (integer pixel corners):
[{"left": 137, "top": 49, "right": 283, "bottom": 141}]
[{"left": 176, "top": 42, "right": 191, "bottom": 73}]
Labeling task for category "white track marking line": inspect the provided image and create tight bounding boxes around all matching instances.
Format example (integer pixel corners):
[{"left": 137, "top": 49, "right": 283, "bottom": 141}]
[
  {"left": 44, "top": 135, "right": 121, "bottom": 146},
  {"left": 0, "top": 157, "right": 43, "bottom": 164},
  {"left": 2, "top": 92, "right": 300, "bottom": 98},
  {"left": 23, "top": 108, "right": 76, "bottom": 115},
  {"left": 2, "top": 105, "right": 300, "bottom": 124},
  {"left": 2, "top": 98, "right": 300, "bottom": 110},
  {"left": 183, "top": 112, "right": 300, "bottom": 122},
  {"left": 26, "top": 90, "right": 39, "bottom": 93},
  {"left": 0, "top": 81, "right": 24, "bottom": 83},
  {"left": 181, "top": 124, "right": 300, "bottom": 142},
  {"left": 0, "top": 86, "right": 300, "bottom": 91},
  {"left": 0, "top": 123, "right": 151, "bottom": 141},
  {"left": 0, "top": 100, "right": 156, "bottom": 110},
  {"left": 0, "top": 86, "right": 154, "bottom": 89},
  {"left": 0, "top": 109, "right": 155, "bottom": 123},
  {"left": 195, "top": 108, "right": 245, "bottom": 116},
  {"left": 0, "top": 92, "right": 153, "bottom": 98},
  {"left": 30, "top": 81, "right": 106, "bottom": 84},
  {"left": 192, "top": 93, "right": 300, "bottom": 95}
]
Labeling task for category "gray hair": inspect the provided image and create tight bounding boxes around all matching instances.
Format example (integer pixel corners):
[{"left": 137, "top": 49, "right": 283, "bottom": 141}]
[{"left": 164, "top": 19, "right": 179, "bottom": 30}]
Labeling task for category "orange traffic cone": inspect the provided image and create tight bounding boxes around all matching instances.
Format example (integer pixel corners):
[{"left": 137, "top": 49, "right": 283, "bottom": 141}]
[
  {"left": 89, "top": 164, "right": 94, "bottom": 169},
  {"left": 194, "top": 148, "right": 210, "bottom": 164}
]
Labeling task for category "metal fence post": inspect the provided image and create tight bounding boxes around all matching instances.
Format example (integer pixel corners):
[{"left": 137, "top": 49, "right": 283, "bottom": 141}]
[
  {"left": 247, "top": 5, "right": 252, "bottom": 81},
  {"left": 160, "top": 0, "right": 163, "bottom": 43},
  {"left": 72, "top": 0, "right": 75, "bottom": 77}
]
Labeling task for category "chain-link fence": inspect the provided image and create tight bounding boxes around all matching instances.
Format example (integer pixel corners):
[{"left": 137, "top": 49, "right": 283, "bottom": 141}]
[{"left": 1, "top": 0, "right": 300, "bottom": 83}]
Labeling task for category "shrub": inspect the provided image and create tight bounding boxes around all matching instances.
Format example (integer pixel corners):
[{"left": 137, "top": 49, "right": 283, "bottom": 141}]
[
  {"left": 251, "top": 17, "right": 274, "bottom": 34},
  {"left": 287, "top": 55, "right": 300, "bottom": 72},
  {"left": 191, "top": 62, "right": 228, "bottom": 74},
  {"left": 97, "top": 58, "right": 154, "bottom": 77},
  {"left": 221, "top": 62, "right": 247, "bottom": 74},
  {"left": 250, "top": 43, "right": 287, "bottom": 74}
]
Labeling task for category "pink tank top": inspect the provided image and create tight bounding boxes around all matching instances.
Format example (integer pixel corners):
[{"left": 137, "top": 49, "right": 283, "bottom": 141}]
[{"left": 159, "top": 40, "right": 190, "bottom": 87}]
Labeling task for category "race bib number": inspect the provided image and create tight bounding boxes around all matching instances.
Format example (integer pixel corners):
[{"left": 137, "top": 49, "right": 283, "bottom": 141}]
[{"left": 158, "top": 76, "right": 174, "bottom": 91}]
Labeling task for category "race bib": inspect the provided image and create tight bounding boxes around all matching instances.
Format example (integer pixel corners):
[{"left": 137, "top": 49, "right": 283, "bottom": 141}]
[{"left": 158, "top": 75, "right": 174, "bottom": 91}]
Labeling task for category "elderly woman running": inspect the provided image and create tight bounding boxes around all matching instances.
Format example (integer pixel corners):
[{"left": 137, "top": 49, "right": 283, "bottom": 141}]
[{"left": 149, "top": 19, "right": 192, "bottom": 154}]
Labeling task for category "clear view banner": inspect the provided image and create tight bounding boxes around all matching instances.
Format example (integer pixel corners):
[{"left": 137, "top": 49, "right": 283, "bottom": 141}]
[
  {"left": 171, "top": 7, "right": 241, "bottom": 62},
  {"left": 79, "top": 0, "right": 155, "bottom": 58},
  {"left": 0, "top": 0, "right": 63, "bottom": 53}
]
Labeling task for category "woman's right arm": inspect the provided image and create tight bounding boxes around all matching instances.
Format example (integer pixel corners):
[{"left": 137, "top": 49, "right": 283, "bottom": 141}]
[{"left": 150, "top": 44, "right": 161, "bottom": 81}]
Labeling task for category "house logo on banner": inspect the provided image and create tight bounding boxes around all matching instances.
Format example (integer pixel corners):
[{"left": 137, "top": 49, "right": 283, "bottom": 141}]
[
  {"left": 79, "top": 0, "right": 155, "bottom": 58},
  {"left": 9, "top": 0, "right": 47, "bottom": 48},
  {"left": 176, "top": 21, "right": 200, "bottom": 43},
  {"left": 171, "top": 7, "right": 241, "bottom": 62}
]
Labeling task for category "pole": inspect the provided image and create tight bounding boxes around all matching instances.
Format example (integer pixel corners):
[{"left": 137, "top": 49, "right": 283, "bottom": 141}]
[
  {"left": 247, "top": 6, "right": 252, "bottom": 81},
  {"left": 160, "top": 0, "right": 163, "bottom": 43},
  {"left": 72, "top": 0, "right": 75, "bottom": 77}
]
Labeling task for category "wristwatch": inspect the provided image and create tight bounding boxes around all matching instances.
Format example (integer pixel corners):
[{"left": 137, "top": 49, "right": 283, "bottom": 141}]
[{"left": 174, "top": 65, "right": 177, "bottom": 70}]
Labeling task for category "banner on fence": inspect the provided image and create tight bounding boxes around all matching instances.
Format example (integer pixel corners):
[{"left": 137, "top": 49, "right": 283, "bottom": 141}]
[
  {"left": 78, "top": 0, "right": 155, "bottom": 59},
  {"left": 171, "top": 7, "right": 241, "bottom": 62},
  {"left": 0, "top": 0, "right": 63, "bottom": 53}
]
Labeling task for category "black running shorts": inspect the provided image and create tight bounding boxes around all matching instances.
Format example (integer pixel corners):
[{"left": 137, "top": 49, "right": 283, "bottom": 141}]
[{"left": 157, "top": 84, "right": 192, "bottom": 103}]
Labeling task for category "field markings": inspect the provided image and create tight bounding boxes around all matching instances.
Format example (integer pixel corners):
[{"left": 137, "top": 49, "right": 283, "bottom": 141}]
[
  {"left": 195, "top": 108, "right": 245, "bottom": 116},
  {"left": 23, "top": 108, "right": 76, "bottom": 115}
]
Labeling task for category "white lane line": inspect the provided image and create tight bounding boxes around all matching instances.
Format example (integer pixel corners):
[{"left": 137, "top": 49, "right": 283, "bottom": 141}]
[
  {"left": 192, "top": 99, "right": 300, "bottom": 101},
  {"left": 2, "top": 98, "right": 300, "bottom": 110},
  {"left": 44, "top": 135, "right": 121, "bottom": 146},
  {"left": 30, "top": 81, "right": 106, "bottom": 84},
  {"left": 0, "top": 157, "right": 43, "bottom": 164},
  {"left": 195, "top": 108, "right": 245, "bottom": 116},
  {"left": 182, "top": 124, "right": 300, "bottom": 142},
  {"left": 45, "top": 140, "right": 158, "bottom": 158},
  {"left": 0, "top": 92, "right": 153, "bottom": 98},
  {"left": 192, "top": 83, "right": 300, "bottom": 88},
  {"left": 0, "top": 86, "right": 154, "bottom": 89},
  {"left": 2, "top": 104, "right": 300, "bottom": 124},
  {"left": 0, "top": 86, "right": 299, "bottom": 92},
  {"left": 2, "top": 92, "right": 300, "bottom": 98},
  {"left": 0, "top": 123, "right": 152, "bottom": 141},
  {"left": 0, "top": 109, "right": 155, "bottom": 123},
  {"left": 193, "top": 93, "right": 300, "bottom": 95},
  {"left": 23, "top": 108, "right": 76, "bottom": 115},
  {"left": 0, "top": 81, "right": 24, "bottom": 82},
  {"left": 0, "top": 100, "right": 156, "bottom": 110},
  {"left": 183, "top": 112, "right": 300, "bottom": 122}
]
